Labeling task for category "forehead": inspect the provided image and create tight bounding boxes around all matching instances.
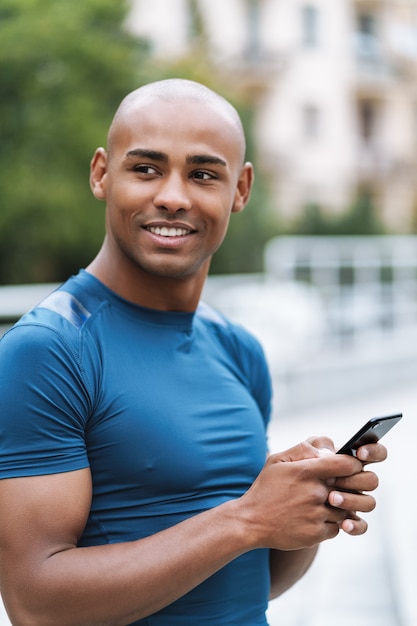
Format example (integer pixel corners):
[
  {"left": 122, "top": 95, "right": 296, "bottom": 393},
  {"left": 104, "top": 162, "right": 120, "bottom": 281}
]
[{"left": 108, "top": 96, "right": 245, "bottom": 165}]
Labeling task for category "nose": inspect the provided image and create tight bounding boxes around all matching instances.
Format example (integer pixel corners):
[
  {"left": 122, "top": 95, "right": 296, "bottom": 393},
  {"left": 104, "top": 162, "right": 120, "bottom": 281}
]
[{"left": 153, "top": 172, "right": 192, "bottom": 213}]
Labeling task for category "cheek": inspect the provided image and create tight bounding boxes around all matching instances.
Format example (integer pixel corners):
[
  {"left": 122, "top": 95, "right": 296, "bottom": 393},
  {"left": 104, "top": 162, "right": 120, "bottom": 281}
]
[
  {"left": 206, "top": 207, "right": 233, "bottom": 249},
  {"left": 106, "top": 185, "right": 144, "bottom": 226},
  {"left": 110, "top": 183, "right": 139, "bottom": 208},
  {"left": 106, "top": 201, "right": 134, "bottom": 239}
]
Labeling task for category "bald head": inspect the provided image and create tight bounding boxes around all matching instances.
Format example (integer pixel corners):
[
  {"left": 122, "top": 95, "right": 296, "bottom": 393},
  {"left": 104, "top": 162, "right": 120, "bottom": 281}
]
[{"left": 107, "top": 79, "right": 246, "bottom": 162}]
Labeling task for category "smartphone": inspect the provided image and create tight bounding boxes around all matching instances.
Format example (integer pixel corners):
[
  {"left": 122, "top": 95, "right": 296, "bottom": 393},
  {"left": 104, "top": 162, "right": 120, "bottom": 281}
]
[{"left": 336, "top": 413, "right": 402, "bottom": 456}]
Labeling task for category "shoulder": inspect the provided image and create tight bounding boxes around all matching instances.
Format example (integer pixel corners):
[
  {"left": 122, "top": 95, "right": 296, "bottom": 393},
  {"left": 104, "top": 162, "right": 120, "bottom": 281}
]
[
  {"left": 196, "top": 300, "right": 268, "bottom": 367},
  {"left": 196, "top": 300, "right": 272, "bottom": 424},
  {"left": 3, "top": 271, "right": 103, "bottom": 345},
  {"left": 0, "top": 275, "right": 100, "bottom": 461},
  {"left": 0, "top": 272, "right": 107, "bottom": 384}
]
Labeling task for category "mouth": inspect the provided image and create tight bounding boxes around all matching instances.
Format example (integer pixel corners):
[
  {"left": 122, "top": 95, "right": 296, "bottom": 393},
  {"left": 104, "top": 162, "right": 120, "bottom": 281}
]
[{"left": 145, "top": 225, "right": 194, "bottom": 238}]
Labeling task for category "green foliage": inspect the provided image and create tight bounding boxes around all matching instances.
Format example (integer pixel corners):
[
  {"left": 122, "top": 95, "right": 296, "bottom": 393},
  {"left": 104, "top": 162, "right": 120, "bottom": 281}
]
[
  {"left": 288, "top": 189, "right": 385, "bottom": 237},
  {"left": 0, "top": 0, "right": 150, "bottom": 283},
  {"left": 210, "top": 173, "right": 276, "bottom": 275},
  {"left": 0, "top": 0, "right": 274, "bottom": 283},
  {"left": 209, "top": 106, "right": 276, "bottom": 275}
]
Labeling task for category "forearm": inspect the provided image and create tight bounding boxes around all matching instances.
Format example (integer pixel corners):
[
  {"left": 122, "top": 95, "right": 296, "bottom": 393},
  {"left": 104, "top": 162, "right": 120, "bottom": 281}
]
[
  {"left": 2, "top": 446, "right": 375, "bottom": 625},
  {"left": 5, "top": 499, "right": 251, "bottom": 626},
  {"left": 269, "top": 546, "right": 319, "bottom": 599}
]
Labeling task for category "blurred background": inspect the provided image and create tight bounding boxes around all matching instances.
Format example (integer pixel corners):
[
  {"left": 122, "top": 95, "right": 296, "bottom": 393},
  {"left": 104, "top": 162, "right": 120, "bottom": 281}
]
[{"left": 1, "top": 1, "right": 417, "bottom": 624}]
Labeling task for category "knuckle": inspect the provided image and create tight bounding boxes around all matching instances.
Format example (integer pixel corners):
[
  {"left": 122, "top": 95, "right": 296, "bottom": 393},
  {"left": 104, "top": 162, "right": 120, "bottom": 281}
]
[
  {"left": 326, "top": 522, "right": 340, "bottom": 540},
  {"left": 297, "top": 442, "right": 315, "bottom": 457},
  {"left": 308, "top": 435, "right": 333, "bottom": 449}
]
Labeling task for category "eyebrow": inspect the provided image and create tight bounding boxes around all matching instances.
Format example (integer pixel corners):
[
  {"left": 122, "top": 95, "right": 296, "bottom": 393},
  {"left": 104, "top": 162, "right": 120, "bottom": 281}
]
[
  {"left": 186, "top": 154, "right": 227, "bottom": 167},
  {"left": 124, "top": 149, "right": 227, "bottom": 168},
  {"left": 125, "top": 149, "right": 168, "bottom": 163}
]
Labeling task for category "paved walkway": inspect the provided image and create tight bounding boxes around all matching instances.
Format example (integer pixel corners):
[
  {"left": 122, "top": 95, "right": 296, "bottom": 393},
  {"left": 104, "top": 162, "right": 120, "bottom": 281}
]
[{"left": 0, "top": 381, "right": 414, "bottom": 625}]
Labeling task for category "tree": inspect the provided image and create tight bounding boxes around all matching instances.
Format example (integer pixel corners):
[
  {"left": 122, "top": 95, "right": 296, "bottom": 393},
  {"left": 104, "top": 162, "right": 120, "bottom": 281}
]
[
  {"left": 0, "top": 0, "right": 150, "bottom": 283},
  {"left": 289, "top": 189, "right": 385, "bottom": 237},
  {"left": 0, "top": 0, "right": 274, "bottom": 283},
  {"left": 209, "top": 105, "right": 276, "bottom": 275}
]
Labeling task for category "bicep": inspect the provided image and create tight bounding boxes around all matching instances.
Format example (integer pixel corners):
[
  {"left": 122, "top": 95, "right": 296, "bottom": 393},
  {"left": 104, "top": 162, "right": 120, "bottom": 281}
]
[{"left": 0, "top": 469, "right": 92, "bottom": 590}]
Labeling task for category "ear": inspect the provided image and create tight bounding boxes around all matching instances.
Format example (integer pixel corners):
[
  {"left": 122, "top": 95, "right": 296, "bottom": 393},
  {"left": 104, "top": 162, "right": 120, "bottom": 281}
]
[
  {"left": 89, "top": 147, "right": 108, "bottom": 200},
  {"left": 231, "top": 162, "right": 254, "bottom": 214}
]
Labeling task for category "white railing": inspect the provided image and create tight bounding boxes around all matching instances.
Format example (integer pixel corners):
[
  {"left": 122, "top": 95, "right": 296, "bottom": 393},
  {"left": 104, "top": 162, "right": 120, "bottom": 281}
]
[
  {"left": 265, "top": 235, "right": 417, "bottom": 341},
  {"left": 0, "top": 283, "right": 59, "bottom": 337}
]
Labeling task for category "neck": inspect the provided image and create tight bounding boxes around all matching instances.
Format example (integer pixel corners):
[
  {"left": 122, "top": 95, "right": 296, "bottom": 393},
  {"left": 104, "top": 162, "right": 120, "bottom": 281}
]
[{"left": 86, "top": 246, "right": 209, "bottom": 313}]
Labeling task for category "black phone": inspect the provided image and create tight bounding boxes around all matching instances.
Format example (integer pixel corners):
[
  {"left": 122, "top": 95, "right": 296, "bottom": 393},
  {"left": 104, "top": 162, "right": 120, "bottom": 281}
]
[{"left": 336, "top": 413, "right": 402, "bottom": 456}]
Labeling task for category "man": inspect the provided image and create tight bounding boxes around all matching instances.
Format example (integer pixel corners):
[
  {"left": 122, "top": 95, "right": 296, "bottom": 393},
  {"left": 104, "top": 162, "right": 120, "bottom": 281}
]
[{"left": 0, "top": 79, "right": 385, "bottom": 625}]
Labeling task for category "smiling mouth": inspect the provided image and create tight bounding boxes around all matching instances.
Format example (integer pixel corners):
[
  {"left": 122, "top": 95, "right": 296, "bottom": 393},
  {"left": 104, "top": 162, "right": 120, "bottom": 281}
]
[{"left": 146, "top": 226, "right": 192, "bottom": 237}]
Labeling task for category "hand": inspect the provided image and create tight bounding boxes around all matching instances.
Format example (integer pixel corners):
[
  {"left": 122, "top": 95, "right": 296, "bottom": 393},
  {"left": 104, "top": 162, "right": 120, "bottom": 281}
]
[
  {"left": 238, "top": 441, "right": 366, "bottom": 551},
  {"left": 325, "top": 441, "right": 387, "bottom": 535}
]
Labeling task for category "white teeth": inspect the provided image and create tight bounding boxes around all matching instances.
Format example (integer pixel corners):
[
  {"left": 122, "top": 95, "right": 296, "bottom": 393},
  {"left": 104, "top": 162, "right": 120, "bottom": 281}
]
[{"left": 148, "top": 226, "right": 189, "bottom": 237}]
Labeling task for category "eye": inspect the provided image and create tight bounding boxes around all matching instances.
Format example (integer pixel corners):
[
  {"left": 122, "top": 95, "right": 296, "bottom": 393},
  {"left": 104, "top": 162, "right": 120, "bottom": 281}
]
[
  {"left": 131, "top": 164, "right": 159, "bottom": 175},
  {"left": 192, "top": 170, "right": 216, "bottom": 181}
]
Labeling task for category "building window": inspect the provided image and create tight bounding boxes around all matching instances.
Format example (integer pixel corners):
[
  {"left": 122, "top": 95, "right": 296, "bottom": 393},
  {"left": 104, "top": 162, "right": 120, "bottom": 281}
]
[
  {"left": 302, "top": 5, "right": 319, "bottom": 48},
  {"left": 358, "top": 13, "right": 377, "bottom": 37},
  {"left": 303, "top": 104, "right": 320, "bottom": 140},
  {"left": 356, "top": 12, "right": 379, "bottom": 60},
  {"left": 358, "top": 100, "right": 378, "bottom": 143},
  {"left": 245, "top": 0, "right": 261, "bottom": 63}
]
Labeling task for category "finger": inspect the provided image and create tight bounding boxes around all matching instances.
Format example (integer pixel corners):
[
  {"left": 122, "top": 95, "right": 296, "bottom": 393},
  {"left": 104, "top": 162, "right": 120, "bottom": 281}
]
[
  {"left": 328, "top": 490, "right": 376, "bottom": 514},
  {"left": 340, "top": 513, "right": 368, "bottom": 536},
  {"left": 356, "top": 442, "right": 388, "bottom": 464},
  {"left": 331, "top": 470, "right": 379, "bottom": 493},
  {"left": 325, "top": 505, "right": 347, "bottom": 525},
  {"left": 307, "top": 435, "right": 336, "bottom": 454},
  {"left": 306, "top": 454, "right": 363, "bottom": 481}
]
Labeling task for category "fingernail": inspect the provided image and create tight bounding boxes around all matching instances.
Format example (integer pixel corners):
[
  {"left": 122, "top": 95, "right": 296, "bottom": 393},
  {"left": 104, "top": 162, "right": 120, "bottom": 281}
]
[
  {"left": 344, "top": 520, "right": 354, "bottom": 532},
  {"left": 358, "top": 448, "right": 369, "bottom": 461},
  {"left": 332, "top": 492, "right": 344, "bottom": 506}
]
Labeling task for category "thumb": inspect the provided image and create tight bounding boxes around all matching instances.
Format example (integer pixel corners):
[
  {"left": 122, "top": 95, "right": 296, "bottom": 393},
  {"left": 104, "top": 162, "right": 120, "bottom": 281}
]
[
  {"left": 269, "top": 441, "right": 323, "bottom": 463},
  {"left": 307, "top": 435, "right": 336, "bottom": 455}
]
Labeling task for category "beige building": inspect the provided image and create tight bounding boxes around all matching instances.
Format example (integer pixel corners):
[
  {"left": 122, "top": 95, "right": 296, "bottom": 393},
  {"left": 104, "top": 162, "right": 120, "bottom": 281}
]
[{"left": 128, "top": 0, "right": 417, "bottom": 231}]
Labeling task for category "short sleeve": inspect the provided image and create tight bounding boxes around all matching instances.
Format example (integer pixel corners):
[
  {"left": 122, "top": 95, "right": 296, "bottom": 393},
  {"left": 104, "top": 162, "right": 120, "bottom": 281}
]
[{"left": 0, "top": 323, "right": 91, "bottom": 478}]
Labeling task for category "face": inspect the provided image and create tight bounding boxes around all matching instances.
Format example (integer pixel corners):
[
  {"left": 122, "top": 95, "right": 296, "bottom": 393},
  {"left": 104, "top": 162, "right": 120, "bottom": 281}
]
[{"left": 90, "top": 97, "right": 253, "bottom": 285}]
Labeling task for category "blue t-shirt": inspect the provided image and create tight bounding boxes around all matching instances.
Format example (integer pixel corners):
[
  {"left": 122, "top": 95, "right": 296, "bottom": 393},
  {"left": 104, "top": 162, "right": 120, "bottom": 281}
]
[{"left": 0, "top": 270, "right": 273, "bottom": 625}]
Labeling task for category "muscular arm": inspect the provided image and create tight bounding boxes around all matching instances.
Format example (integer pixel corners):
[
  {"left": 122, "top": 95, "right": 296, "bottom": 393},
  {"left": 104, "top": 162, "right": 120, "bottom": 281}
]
[
  {"left": 0, "top": 469, "right": 252, "bottom": 626},
  {"left": 0, "top": 443, "right": 382, "bottom": 626}
]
